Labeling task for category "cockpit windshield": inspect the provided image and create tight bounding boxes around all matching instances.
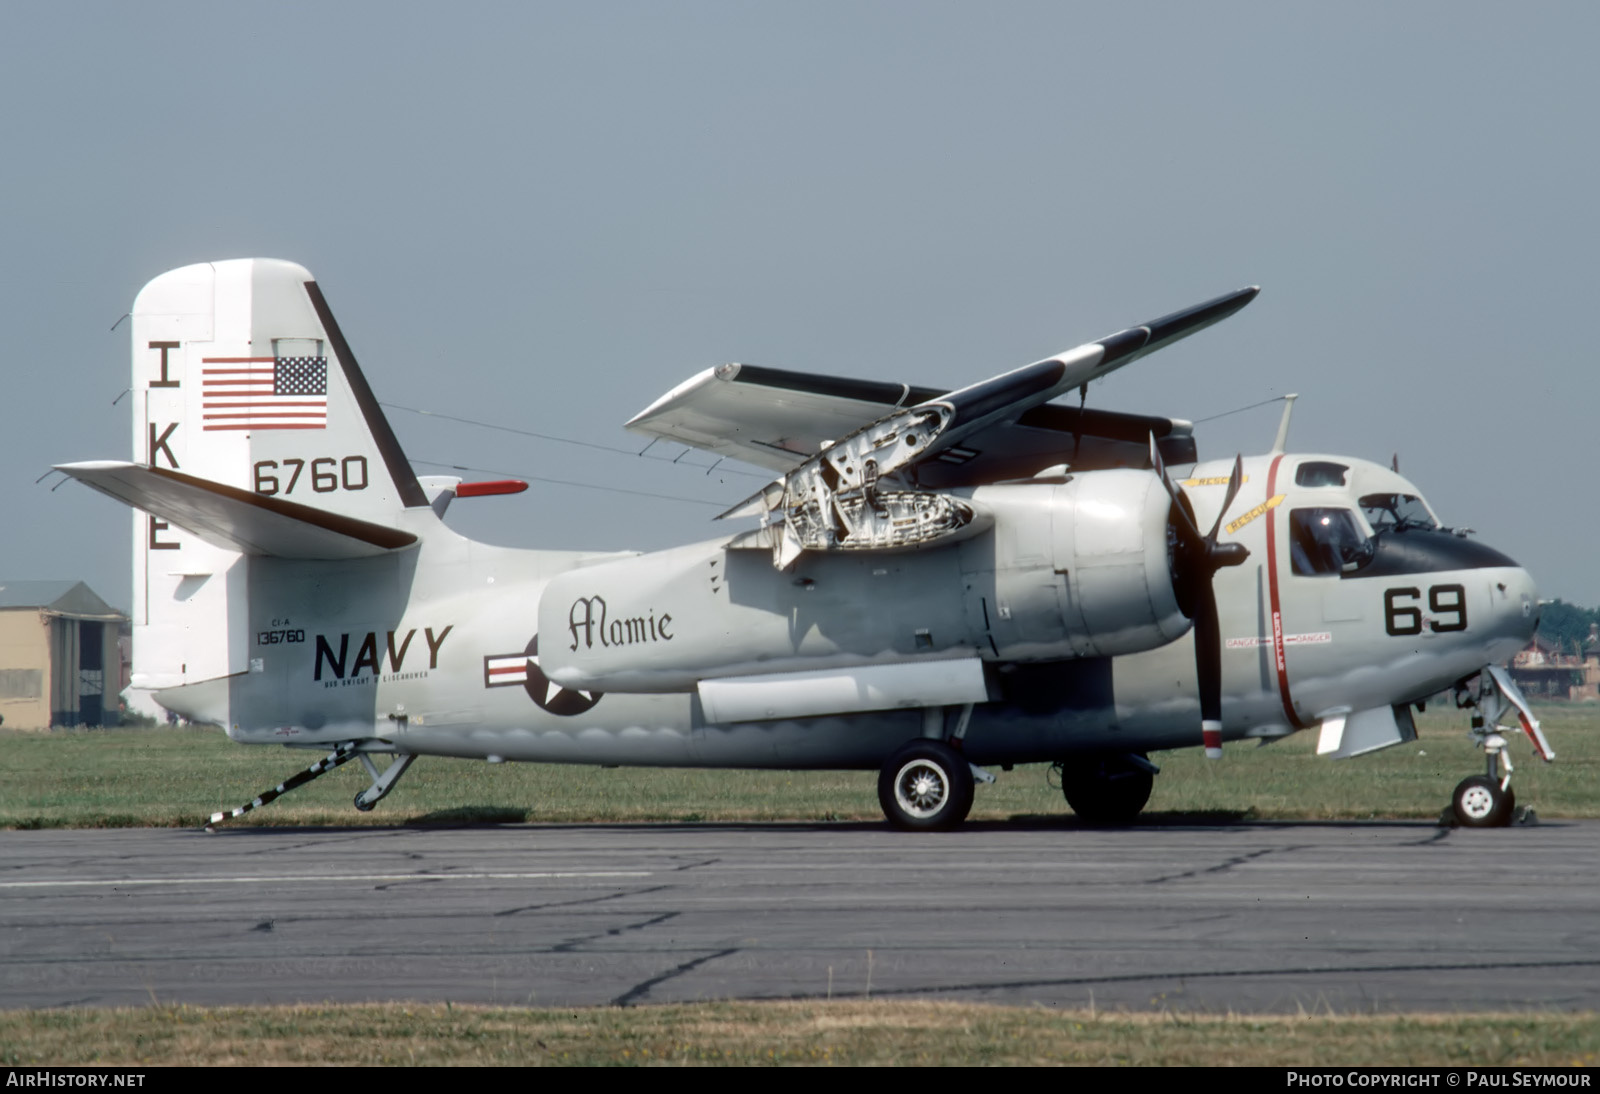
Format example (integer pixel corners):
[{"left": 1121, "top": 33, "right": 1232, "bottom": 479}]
[
  {"left": 1290, "top": 508, "right": 1374, "bottom": 576},
  {"left": 1360, "top": 493, "right": 1438, "bottom": 532}
]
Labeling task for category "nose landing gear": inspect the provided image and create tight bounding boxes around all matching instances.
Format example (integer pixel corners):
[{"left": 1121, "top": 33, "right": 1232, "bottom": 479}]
[{"left": 1448, "top": 666, "right": 1554, "bottom": 828}]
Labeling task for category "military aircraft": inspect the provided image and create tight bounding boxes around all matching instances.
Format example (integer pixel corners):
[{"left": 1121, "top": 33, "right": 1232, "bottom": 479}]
[{"left": 56, "top": 259, "right": 1554, "bottom": 831}]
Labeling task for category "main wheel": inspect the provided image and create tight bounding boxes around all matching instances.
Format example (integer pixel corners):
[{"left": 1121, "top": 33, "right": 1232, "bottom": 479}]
[
  {"left": 1060, "top": 754, "right": 1154, "bottom": 825},
  {"left": 878, "top": 741, "right": 975, "bottom": 831},
  {"left": 1452, "top": 775, "right": 1514, "bottom": 828}
]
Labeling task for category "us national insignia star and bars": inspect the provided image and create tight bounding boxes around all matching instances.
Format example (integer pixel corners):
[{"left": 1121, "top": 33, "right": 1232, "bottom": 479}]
[
  {"left": 484, "top": 641, "right": 603, "bottom": 716},
  {"left": 484, "top": 652, "right": 531, "bottom": 687},
  {"left": 201, "top": 356, "right": 329, "bottom": 431}
]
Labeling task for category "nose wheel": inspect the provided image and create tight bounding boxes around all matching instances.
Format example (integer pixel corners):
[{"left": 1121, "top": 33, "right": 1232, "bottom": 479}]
[{"left": 1451, "top": 774, "right": 1514, "bottom": 828}]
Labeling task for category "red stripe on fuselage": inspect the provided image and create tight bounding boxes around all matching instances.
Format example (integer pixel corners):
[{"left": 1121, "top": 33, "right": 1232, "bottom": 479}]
[{"left": 1264, "top": 454, "right": 1310, "bottom": 730}]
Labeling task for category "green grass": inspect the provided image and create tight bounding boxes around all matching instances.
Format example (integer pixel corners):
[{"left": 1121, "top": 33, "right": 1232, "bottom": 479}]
[
  {"left": 4, "top": 711, "right": 1597, "bottom": 1067},
  {"left": 3, "top": 1001, "right": 1598, "bottom": 1066},
  {"left": 1, "top": 706, "right": 1595, "bottom": 829}
]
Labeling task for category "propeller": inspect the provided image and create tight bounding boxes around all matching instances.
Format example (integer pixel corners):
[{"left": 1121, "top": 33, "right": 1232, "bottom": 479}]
[{"left": 1150, "top": 439, "right": 1251, "bottom": 759}]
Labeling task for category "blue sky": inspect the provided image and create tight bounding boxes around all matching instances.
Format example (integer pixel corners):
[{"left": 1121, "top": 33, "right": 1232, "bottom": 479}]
[{"left": 5, "top": 2, "right": 1597, "bottom": 607}]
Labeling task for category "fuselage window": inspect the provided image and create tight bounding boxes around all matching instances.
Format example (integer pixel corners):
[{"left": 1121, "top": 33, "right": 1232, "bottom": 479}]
[
  {"left": 1295, "top": 461, "right": 1348, "bottom": 488},
  {"left": 1289, "top": 508, "right": 1373, "bottom": 576}
]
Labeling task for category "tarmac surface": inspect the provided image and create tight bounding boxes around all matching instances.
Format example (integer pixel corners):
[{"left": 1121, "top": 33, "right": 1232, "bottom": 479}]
[{"left": 2, "top": 820, "right": 1597, "bottom": 1013}]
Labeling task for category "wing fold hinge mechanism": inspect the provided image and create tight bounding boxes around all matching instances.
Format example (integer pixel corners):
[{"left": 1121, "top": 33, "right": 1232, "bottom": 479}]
[{"left": 721, "top": 404, "right": 988, "bottom": 568}]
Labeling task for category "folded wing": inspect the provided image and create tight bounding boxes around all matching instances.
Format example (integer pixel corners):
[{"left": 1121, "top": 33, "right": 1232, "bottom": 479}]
[
  {"left": 629, "top": 287, "right": 1256, "bottom": 568},
  {"left": 628, "top": 287, "right": 1256, "bottom": 496}
]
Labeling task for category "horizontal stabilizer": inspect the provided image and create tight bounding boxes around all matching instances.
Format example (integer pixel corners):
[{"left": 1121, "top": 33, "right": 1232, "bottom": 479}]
[{"left": 55, "top": 462, "right": 417, "bottom": 560}]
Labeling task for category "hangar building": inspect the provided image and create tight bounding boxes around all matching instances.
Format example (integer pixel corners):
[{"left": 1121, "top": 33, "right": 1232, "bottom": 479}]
[{"left": 0, "top": 581, "right": 127, "bottom": 729}]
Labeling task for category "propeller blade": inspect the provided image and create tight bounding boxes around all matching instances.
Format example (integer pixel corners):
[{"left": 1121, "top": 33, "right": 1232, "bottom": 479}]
[
  {"left": 1205, "top": 454, "right": 1247, "bottom": 545},
  {"left": 1193, "top": 577, "right": 1225, "bottom": 760},
  {"left": 1149, "top": 434, "right": 1202, "bottom": 545},
  {"left": 1151, "top": 443, "right": 1252, "bottom": 762}
]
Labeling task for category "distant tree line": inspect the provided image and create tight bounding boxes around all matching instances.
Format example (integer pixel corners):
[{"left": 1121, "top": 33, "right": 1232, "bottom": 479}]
[{"left": 1537, "top": 600, "right": 1600, "bottom": 655}]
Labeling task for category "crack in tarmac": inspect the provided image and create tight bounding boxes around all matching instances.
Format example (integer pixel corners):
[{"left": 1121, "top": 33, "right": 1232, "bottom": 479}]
[
  {"left": 551, "top": 910, "right": 681, "bottom": 953},
  {"left": 493, "top": 885, "right": 670, "bottom": 918},
  {"left": 669, "top": 858, "right": 720, "bottom": 873},
  {"left": 611, "top": 948, "right": 739, "bottom": 1007},
  {"left": 1145, "top": 846, "right": 1293, "bottom": 884}
]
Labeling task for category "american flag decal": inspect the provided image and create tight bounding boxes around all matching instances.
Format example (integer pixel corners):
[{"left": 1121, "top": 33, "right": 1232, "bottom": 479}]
[{"left": 201, "top": 356, "right": 328, "bottom": 431}]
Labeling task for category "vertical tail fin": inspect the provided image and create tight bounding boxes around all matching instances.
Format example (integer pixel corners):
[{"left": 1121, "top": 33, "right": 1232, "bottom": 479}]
[{"left": 130, "top": 258, "right": 425, "bottom": 690}]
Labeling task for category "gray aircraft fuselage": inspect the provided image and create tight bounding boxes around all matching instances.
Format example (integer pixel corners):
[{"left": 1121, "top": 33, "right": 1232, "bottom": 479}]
[{"left": 180, "top": 451, "right": 1535, "bottom": 770}]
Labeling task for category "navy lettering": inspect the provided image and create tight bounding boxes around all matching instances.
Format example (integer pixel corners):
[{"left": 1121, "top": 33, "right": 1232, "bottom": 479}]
[
  {"left": 351, "top": 633, "right": 380, "bottom": 676},
  {"left": 315, "top": 634, "right": 349, "bottom": 681},
  {"left": 424, "top": 625, "right": 453, "bottom": 668}
]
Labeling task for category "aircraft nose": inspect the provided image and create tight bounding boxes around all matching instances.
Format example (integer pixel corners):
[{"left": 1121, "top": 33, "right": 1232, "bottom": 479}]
[{"left": 1493, "top": 563, "right": 1539, "bottom": 643}]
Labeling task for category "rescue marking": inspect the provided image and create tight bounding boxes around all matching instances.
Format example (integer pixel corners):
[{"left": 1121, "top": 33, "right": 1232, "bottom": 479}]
[{"left": 1224, "top": 493, "right": 1284, "bottom": 534}]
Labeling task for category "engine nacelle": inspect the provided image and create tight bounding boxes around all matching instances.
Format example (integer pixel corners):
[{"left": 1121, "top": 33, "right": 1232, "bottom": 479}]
[
  {"left": 537, "top": 469, "right": 1189, "bottom": 693},
  {"left": 968, "top": 471, "right": 1189, "bottom": 660}
]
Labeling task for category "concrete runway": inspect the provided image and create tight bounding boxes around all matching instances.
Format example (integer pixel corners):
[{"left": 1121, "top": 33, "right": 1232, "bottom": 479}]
[{"left": 3, "top": 821, "right": 1597, "bottom": 1013}]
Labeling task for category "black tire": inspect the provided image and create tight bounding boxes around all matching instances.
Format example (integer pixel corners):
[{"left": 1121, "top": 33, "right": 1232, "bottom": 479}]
[
  {"left": 1452, "top": 775, "right": 1514, "bottom": 828},
  {"left": 354, "top": 792, "right": 376, "bottom": 813},
  {"left": 1061, "top": 754, "right": 1154, "bottom": 825},
  {"left": 878, "top": 740, "right": 975, "bottom": 831}
]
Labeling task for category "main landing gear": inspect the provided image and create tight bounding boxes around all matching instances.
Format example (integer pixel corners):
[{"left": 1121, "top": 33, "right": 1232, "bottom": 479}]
[
  {"left": 1448, "top": 665, "right": 1555, "bottom": 829},
  {"left": 1053, "top": 753, "right": 1158, "bottom": 825},
  {"left": 878, "top": 705, "right": 992, "bottom": 830},
  {"left": 205, "top": 742, "right": 417, "bottom": 828},
  {"left": 878, "top": 740, "right": 976, "bottom": 831}
]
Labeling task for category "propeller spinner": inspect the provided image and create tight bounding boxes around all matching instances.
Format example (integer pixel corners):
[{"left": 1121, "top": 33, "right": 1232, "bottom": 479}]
[{"left": 1150, "top": 440, "right": 1250, "bottom": 758}]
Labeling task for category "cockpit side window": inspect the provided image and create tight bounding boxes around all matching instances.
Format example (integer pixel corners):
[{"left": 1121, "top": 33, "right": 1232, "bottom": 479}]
[
  {"left": 1295, "top": 461, "right": 1348, "bottom": 488},
  {"left": 1289, "top": 508, "right": 1373, "bottom": 576},
  {"left": 1360, "top": 493, "right": 1438, "bottom": 532}
]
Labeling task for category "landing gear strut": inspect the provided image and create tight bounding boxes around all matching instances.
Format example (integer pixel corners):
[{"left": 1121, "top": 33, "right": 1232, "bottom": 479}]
[
  {"left": 1449, "top": 666, "right": 1554, "bottom": 828},
  {"left": 354, "top": 753, "right": 417, "bottom": 811}
]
